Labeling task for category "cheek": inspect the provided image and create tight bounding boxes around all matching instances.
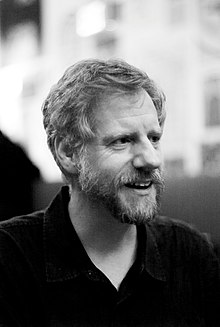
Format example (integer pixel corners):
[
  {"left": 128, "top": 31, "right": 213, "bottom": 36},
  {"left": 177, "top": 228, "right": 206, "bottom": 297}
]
[
  {"left": 87, "top": 146, "right": 132, "bottom": 178},
  {"left": 98, "top": 161, "right": 128, "bottom": 183},
  {"left": 99, "top": 151, "right": 131, "bottom": 170}
]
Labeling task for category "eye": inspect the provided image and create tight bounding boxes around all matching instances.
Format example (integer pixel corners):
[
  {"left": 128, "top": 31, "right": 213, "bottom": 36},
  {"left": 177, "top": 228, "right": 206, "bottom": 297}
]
[
  {"left": 115, "top": 137, "right": 131, "bottom": 144},
  {"left": 149, "top": 134, "right": 161, "bottom": 145},
  {"left": 111, "top": 136, "right": 132, "bottom": 149}
]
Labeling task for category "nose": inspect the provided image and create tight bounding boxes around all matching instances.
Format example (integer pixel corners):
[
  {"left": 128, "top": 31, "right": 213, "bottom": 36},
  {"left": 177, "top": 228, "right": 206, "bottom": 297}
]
[{"left": 132, "top": 138, "right": 162, "bottom": 170}]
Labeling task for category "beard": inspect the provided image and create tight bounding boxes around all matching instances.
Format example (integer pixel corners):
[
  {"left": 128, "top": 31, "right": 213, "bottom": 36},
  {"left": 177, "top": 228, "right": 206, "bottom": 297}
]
[{"left": 75, "top": 152, "right": 165, "bottom": 225}]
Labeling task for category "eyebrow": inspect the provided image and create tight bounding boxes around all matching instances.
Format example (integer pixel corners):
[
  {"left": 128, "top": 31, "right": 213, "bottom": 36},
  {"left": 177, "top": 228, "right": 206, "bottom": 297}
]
[
  {"left": 101, "top": 128, "right": 162, "bottom": 145},
  {"left": 101, "top": 132, "right": 138, "bottom": 145}
]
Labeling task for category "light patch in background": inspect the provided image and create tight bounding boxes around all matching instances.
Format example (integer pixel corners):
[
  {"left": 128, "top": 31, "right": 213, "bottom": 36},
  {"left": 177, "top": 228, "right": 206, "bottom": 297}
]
[
  {"left": 76, "top": 1, "right": 106, "bottom": 37},
  {"left": 4, "top": 22, "right": 39, "bottom": 65},
  {"left": 0, "top": 64, "right": 24, "bottom": 141}
]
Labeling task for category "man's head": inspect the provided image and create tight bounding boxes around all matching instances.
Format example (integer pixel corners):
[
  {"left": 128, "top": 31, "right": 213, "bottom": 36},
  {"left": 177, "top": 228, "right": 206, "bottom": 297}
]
[{"left": 42, "top": 58, "right": 166, "bottom": 223}]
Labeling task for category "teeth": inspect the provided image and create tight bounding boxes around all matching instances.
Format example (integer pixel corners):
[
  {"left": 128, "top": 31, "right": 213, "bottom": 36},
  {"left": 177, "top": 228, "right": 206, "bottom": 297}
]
[
  {"left": 134, "top": 181, "right": 151, "bottom": 187},
  {"left": 125, "top": 181, "right": 152, "bottom": 189}
]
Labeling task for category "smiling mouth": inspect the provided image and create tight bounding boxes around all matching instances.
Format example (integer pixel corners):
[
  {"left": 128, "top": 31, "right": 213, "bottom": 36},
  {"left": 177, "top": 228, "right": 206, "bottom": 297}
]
[{"left": 125, "top": 181, "right": 152, "bottom": 190}]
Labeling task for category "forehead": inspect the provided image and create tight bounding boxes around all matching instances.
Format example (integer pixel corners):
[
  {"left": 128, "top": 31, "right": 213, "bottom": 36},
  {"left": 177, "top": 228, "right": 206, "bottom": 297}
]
[{"left": 94, "top": 90, "right": 159, "bottom": 131}]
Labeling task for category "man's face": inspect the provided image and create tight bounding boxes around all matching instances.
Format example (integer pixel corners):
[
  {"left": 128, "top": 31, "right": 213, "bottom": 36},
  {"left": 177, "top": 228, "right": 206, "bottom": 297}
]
[{"left": 76, "top": 90, "right": 165, "bottom": 224}]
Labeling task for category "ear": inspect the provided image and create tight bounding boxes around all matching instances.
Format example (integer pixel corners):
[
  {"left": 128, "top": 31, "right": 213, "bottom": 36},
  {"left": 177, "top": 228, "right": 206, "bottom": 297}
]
[{"left": 54, "top": 137, "right": 78, "bottom": 174}]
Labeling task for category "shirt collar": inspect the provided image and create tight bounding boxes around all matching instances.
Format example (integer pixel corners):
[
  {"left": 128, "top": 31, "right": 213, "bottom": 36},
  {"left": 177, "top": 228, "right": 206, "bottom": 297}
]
[
  {"left": 143, "top": 222, "right": 167, "bottom": 281},
  {"left": 43, "top": 186, "right": 82, "bottom": 282},
  {"left": 43, "top": 186, "right": 167, "bottom": 283}
]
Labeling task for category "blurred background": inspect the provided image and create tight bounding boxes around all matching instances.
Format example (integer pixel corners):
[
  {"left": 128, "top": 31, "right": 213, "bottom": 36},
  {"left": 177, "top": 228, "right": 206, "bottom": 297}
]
[{"left": 0, "top": 0, "right": 220, "bottom": 252}]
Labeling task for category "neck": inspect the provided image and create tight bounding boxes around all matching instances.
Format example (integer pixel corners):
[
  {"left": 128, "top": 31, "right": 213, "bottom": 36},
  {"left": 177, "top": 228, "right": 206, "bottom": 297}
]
[{"left": 68, "top": 188, "right": 138, "bottom": 289}]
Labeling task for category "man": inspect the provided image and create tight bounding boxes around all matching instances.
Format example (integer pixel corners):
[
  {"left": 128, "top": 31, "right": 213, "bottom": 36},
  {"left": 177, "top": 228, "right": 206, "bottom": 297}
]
[{"left": 0, "top": 59, "right": 219, "bottom": 326}]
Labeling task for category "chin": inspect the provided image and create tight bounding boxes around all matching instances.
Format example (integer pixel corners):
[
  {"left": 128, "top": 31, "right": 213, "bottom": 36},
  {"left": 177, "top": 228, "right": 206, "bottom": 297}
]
[
  {"left": 119, "top": 205, "right": 158, "bottom": 225},
  {"left": 111, "top": 192, "right": 159, "bottom": 225}
]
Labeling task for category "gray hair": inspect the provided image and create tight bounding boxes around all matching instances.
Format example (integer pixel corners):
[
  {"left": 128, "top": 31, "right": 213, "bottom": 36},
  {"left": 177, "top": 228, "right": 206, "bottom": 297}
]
[{"left": 42, "top": 58, "right": 166, "bottom": 178}]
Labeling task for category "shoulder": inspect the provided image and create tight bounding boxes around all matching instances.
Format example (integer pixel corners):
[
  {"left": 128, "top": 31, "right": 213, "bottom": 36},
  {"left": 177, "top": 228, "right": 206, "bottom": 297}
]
[
  {"left": 149, "top": 215, "right": 210, "bottom": 243},
  {"left": 0, "top": 211, "right": 44, "bottom": 236},
  {"left": 0, "top": 211, "right": 44, "bottom": 263},
  {"left": 148, "top": 216, "right": 218, "bottom": 267}
]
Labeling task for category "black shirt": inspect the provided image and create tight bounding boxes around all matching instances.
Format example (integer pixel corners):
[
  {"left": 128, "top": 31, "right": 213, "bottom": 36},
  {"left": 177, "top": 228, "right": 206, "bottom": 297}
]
[{"left": 0, "top": 186, "right": 219, "bottom": 326}]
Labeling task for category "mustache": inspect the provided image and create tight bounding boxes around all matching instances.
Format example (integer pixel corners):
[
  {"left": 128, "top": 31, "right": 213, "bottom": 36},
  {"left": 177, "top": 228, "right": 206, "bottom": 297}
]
[{"left": 116, "top": 168, "right": 165, "bottom": 188}]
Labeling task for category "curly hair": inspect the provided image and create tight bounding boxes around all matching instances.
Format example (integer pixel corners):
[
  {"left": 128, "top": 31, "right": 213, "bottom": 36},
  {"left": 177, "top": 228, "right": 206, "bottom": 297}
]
[{"left": 42, "top": 58, "right": 166, "bottom": 178}]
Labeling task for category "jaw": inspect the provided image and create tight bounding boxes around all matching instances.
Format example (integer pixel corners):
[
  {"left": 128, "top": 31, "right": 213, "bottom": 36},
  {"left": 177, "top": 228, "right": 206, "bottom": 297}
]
[{"left": 115, "top": 184, "right": 159, "bottom": 223}]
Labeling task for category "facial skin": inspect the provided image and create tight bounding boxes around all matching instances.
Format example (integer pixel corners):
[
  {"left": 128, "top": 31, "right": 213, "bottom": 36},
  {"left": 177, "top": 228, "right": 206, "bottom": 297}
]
[{"left": 76, "top": 89, "right": 165, "bottom": 224}]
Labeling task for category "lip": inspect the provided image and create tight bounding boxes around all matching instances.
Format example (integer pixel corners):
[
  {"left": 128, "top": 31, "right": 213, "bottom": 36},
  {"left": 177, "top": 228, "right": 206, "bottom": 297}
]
[{"left": 124, "top": 180, "right": 153, "bottom": 196}]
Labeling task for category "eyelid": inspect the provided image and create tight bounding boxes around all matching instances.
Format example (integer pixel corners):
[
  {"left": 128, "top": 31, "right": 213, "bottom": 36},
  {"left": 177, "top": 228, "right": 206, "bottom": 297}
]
[
  {"left": 103, "top": 131, "right": 162, "bottom": 147},
  {"left": 113, "top": 136, "right": 132, "bottom": 144},
  {"left": 110, "top": 134, "right": 134, "bottom": 143},
  {"left": 107, "top": 135, "right": 134, "bottom": 150}
]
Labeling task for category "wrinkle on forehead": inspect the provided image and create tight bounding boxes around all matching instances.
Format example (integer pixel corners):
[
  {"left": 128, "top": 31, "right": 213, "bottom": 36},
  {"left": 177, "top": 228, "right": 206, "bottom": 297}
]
[
  {"left": 93, "top": 89, "right": 161, "bottom": 139},
  {"left": 98, "top": 90, "right": 156, "bottom": 120}
]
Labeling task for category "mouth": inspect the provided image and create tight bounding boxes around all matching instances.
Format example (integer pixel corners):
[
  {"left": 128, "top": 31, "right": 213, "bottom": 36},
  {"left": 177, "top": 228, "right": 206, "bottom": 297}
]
[{"left": 124, "top": 180, "right": 153, "bottom": 190}]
